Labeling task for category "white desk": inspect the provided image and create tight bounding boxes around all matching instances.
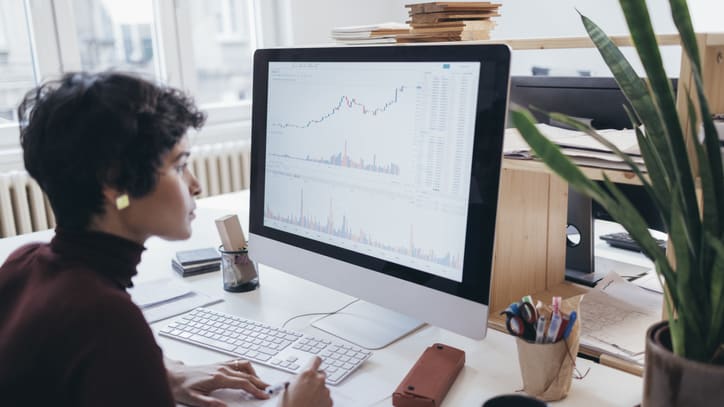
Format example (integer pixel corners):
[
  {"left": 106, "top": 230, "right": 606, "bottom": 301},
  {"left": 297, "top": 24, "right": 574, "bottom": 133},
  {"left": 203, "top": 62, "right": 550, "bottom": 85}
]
[{"left": 0, "top": 191, "right": 643, "bottom": 406}]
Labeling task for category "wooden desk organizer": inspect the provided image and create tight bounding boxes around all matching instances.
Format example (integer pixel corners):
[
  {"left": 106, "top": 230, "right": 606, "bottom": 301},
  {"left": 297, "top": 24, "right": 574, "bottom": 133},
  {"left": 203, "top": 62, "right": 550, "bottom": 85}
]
[{"left": 486, "top": 33, "right": 724, "bottom": 330}]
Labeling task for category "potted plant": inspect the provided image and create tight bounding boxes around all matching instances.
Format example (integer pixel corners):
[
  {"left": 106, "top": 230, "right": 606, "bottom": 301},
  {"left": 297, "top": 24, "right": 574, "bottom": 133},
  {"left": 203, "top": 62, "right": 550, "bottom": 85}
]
[{"left": 511, "top": 0, "right": 724, "bottom": 405}]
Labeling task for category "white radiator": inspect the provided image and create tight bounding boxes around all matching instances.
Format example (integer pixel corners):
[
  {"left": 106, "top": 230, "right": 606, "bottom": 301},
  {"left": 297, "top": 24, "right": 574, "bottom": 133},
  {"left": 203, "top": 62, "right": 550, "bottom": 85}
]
[
  {"left": 189, "top": 140, "right": 251, "bottom": 198},
  {"left": 0, "top": 140, "right": 251, "bottom": 238},
  {"left": 0, "top": 171, "right": 55, "bottom": 238}
]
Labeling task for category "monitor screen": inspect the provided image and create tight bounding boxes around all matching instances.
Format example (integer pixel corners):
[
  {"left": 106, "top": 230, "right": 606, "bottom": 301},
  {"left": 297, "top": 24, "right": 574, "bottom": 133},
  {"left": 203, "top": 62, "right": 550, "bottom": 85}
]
[{"left": 249, "top": 45, "right": 510, "bottom": 342}]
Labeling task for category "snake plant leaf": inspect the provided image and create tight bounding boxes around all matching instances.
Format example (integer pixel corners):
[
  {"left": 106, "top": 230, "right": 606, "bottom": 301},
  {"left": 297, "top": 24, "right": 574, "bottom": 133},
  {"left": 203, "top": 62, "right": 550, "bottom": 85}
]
[
  {"left": 708, "top": 233, "right": 724, "bottom": 358},
  {"left": 510, "top": 109, "right": 607, "bottom": 203},
  {"left": 580, "top": 14, "right": 673, "bottom": 192},
  {"left": 686, "top": 59, "right": 724, "bottom": 235},
  {"left": 515, "top": 0, "right": 724, "bottom": 364},
  {"left": 675, "top": 0, "right": 724, "bottom": 234},
  {"left": 629, "top": 121, "right": 672, "bottom": 226},
  {"left": 671, "top": 7, "right": 724, "bottom": 235},
  {"left": 617, "top": 0, "right": 701, "bottom": 249},
  {"left": 666, "top": 185, "right": 699, "bottom": 357},
  {"left": 546, "top": 112, "right": 650, "bottom": 186},
  {"left": 669, "top": 0, "right": 701, "bottom": 74},
  {"left": 581, "top": 11, "right": 701, "bottom": 245},
  {"left": 668, "top": 184, "right": 709, "bottom": 354},
  {"left": 598, "top": 175, "right": 672, "bottom": 274},
  {"left": 696, "top": 143, "right": 719, "bottom": 286},
  {"left": 620, "top": 104, "right": 673, "bottom": 226}
]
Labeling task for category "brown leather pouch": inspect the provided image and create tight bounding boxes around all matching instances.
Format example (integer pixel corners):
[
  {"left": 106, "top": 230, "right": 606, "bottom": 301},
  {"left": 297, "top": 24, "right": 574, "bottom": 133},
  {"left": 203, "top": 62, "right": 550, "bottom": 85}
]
[{"left": 392, "top": 343, "right": 465, "bottom": 407}]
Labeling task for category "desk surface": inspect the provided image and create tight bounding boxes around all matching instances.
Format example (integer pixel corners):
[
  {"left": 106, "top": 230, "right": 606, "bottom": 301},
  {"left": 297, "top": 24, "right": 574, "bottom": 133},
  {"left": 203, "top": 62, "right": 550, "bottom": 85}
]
[{"left": 0, "top": 191, "right": 643, "bottom": 406}]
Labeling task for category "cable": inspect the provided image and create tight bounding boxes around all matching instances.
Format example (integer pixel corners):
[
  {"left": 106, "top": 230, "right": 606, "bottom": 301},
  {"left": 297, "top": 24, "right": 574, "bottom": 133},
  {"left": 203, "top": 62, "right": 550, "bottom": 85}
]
[{"left": 281, "top": 298, "right": 360, "bottom": 330}]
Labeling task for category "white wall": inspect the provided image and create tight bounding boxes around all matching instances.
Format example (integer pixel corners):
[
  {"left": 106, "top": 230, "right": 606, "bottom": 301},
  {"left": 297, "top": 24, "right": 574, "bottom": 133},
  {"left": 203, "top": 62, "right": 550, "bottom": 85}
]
[
  {"left": 279, "top": 0, "right": 408, "bottom": 46},
  {"left": 282, "top": 0, "right": 722, "bottom": 77}
]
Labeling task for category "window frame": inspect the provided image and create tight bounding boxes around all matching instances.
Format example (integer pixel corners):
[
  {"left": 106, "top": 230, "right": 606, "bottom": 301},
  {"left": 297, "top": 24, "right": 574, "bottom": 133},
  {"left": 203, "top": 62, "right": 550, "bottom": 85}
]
[{"left": 0, "top": 0, "right": 291, "bottom": 169}]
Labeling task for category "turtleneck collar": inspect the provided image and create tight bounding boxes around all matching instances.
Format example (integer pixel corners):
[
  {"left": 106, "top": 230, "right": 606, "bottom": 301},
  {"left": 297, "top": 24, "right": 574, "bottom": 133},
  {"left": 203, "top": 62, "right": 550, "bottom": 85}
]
[{"left": 49, "top": 228, "right": 146, "bottom": 289}]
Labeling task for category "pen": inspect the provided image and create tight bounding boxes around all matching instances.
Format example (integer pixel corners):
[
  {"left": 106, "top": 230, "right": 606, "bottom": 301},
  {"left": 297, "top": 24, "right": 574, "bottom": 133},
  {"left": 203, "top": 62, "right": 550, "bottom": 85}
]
[
  {"left": 556, "top": 315, "right": 569, "bottom": 342},
  {"left": 535, "top": 315, "right": 546, "bottom": 344},
  {"left": 551, "top": 296, "right": 561, "bottom": 315},
  {"left": 561, "top": 311, "right": 577, "bottom": 340},
  {"left": 545, "top": 312, "right": 562, "bottom": 343},
  {"left": 265, "top": 381, "right": 290, "bottom": 395}
]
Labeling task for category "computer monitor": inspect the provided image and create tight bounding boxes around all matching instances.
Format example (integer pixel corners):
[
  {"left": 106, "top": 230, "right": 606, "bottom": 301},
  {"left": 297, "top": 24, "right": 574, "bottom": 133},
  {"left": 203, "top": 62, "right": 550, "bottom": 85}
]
[
  {"left": 249, "top": 44, "right": 511, "bottom": 348},
  {"left": 508, "top": 76, "right": 635, "bottom": 130}
]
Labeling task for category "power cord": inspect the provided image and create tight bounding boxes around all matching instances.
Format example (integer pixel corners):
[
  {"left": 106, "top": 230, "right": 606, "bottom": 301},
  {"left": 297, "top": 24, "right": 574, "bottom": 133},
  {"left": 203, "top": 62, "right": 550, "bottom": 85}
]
[{"left": 281, "top": 298, "right": 360, "bottom": 330}]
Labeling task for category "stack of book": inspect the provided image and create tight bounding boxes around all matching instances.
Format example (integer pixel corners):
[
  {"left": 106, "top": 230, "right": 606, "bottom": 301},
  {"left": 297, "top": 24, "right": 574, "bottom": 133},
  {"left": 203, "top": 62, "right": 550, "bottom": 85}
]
[
  {"left": 171, "top": 247, "right": 221, "bottom": 277},
  {"left": 331, "top": 23, "right": 410, "bottom": 44},
  {"left": 398, "top": 1, "right": 501, "bottom": 42}
]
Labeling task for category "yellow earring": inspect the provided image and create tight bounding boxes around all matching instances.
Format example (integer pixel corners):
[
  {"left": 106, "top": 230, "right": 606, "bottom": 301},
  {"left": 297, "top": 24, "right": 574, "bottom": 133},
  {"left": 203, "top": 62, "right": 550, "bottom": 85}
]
[{"left": 115, "top": 194, "right": 130, "bottom": 210}]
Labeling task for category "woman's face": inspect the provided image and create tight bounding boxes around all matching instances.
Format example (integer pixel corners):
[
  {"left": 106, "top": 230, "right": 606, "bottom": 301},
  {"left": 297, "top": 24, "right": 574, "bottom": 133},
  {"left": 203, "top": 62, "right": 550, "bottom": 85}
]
[{"left": 120, "top": 136, "right": 201, "bottom": 242}]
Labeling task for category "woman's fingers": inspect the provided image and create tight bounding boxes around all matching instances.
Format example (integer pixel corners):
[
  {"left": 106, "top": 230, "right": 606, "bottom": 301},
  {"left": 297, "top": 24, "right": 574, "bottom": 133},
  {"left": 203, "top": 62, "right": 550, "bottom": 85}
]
[
  {"left": 214, "top": 375, "right": 270, "bottom": 400},
  {"left": 305, "top": 356, "right": 323, "bottom": 371},
  {"left": 219, "top": 365, "right": 269, "bottom": 389},
  {"left": 226, "top": 359, "right": 257, "bottom": 376}
]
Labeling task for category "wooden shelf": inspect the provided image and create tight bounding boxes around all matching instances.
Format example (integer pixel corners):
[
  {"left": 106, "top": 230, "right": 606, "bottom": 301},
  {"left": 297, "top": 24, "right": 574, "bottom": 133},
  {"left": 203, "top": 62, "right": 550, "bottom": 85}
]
[
  {"left": 502, "top": 158, "right": 645, "bottom": 185},
  {"left": 476, "top": 34, "right": 681, "bottom": 50},
  {"left": 488, "top": 32, "right": 722, "bottom": 376}
]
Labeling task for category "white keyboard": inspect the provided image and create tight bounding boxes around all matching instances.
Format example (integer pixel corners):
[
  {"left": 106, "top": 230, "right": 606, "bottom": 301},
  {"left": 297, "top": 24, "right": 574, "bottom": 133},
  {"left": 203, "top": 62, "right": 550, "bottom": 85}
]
[{"left": 159, "top": 307, "right": 372, "bottom": 385}]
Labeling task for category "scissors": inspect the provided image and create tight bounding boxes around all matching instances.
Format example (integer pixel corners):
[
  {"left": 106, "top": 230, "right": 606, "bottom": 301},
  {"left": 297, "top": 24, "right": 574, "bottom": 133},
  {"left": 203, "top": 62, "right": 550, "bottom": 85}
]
[
  {"left": 519, "top": 301, "right": 538, "bottom": 324},
  {"left": 505, "top": 314, "right": 527, "bottom": 337},
  {"left": 501, "top": 301, "right": 537, "bottom": 340}
]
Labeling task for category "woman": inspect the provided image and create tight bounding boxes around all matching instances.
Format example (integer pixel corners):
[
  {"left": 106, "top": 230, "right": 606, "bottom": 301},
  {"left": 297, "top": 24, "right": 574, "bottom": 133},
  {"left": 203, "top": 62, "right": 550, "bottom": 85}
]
[{"left": 0, "top": 72, "right": 331, "bottom": 407}]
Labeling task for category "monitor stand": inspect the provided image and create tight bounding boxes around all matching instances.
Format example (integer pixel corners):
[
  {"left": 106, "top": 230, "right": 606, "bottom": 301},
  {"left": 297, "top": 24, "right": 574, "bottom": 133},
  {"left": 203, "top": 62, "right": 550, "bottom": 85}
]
[
  {"left": 311, "top": 301, "right": 424, "bottom": 349},
  {"left": 565, "top": 187, "right": 605, "bottom": 287},
  {"left": 564, "top": 189, "right": 651, "bottom": 286},
  {"left": 565, "top": 266, "right": 609, "bottom": 286}
]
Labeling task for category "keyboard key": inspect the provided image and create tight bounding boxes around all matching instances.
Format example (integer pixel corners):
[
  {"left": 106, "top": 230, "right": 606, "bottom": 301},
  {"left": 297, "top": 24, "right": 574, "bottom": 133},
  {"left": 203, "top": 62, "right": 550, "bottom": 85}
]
[
  {"left": 327, "top": 370, "right": 345, "bottom": 382},
  {"left": 190, "top": 334, "right": 236, "bottom": 351}
]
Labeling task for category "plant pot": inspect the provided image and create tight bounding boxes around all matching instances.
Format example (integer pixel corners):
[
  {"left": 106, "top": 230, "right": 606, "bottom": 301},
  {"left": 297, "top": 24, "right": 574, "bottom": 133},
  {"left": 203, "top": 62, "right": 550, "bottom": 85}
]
[{"left": 643, "top": 320, "right": 724, "bottom": 406}]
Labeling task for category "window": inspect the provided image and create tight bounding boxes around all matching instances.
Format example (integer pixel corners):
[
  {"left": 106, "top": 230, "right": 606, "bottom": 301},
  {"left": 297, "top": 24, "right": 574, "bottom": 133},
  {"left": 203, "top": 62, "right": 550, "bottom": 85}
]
[
  {"left": 179, "top": 0, "right": 257, "bottom": 104},
  {"left": 0, "top": 0, "right": 36, "bottom": 123},
  {"left": 71, "top": 0, "right": 160, "bottom": 78},
  {"left": 0, "top": 0, "right": 284, "bottom": 170}
]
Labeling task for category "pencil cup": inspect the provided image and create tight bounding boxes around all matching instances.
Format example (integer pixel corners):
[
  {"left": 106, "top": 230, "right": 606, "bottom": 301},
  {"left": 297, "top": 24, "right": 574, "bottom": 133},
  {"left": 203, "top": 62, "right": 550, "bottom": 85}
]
[
  {"left": 515, "top": 295, "right": 583, "bottom": 402},
  {"left": 515, "top": 337, "right": 577, "bottom": 401},
  {"left": 219, "top": 246, "right": 259, "bottom": 292}
]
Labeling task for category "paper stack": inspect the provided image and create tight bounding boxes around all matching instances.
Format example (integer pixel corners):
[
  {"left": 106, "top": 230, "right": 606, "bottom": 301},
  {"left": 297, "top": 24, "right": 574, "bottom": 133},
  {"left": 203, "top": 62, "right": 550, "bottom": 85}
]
[
  {"left": 128, "top": 278, "right": 223, "bottom": 323},
  {"left": 398, "top": 1, "right": 501, "bottom": 43},
  {"left": 504, "top": 124, "right": 646, "bottom": 172},
  {"left": 580, "top": 272, "right": 663, "bottom": 367},
  {"left": 331, "top": 22, "right": 410, "bottom": 44},
  {"left": 171, "top": 247, "right": 221, "bottom": 277}
]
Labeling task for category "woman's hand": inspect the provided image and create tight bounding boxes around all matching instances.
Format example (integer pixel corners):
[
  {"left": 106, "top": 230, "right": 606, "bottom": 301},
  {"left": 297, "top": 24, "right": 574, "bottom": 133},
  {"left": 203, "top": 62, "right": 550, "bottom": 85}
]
[
  {"left": 165, "top": 358, "right": 269, "bottom": 407},
  {"left": 280, "top": 357, "right": 333, "bottom": 407}
]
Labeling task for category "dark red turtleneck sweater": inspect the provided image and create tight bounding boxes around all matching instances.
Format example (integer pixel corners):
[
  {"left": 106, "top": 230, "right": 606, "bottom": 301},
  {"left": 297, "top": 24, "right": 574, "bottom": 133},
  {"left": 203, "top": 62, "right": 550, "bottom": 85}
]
[{"left": 0, "top": 229, "right": 174, "bottom": 406}]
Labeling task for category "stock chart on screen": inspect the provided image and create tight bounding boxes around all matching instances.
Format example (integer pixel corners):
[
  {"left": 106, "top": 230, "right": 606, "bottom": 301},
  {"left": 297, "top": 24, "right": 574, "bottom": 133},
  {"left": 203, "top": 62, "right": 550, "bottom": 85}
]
[{"left": 263, "top": 61, "right": 480, "bottom": 282}]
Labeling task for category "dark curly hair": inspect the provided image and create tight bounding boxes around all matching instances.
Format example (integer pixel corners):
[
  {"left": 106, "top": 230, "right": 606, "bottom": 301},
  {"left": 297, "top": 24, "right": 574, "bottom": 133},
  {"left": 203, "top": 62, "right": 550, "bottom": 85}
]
[{"left": 18, "top": 72, "right": 206, "bottom": 230}]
